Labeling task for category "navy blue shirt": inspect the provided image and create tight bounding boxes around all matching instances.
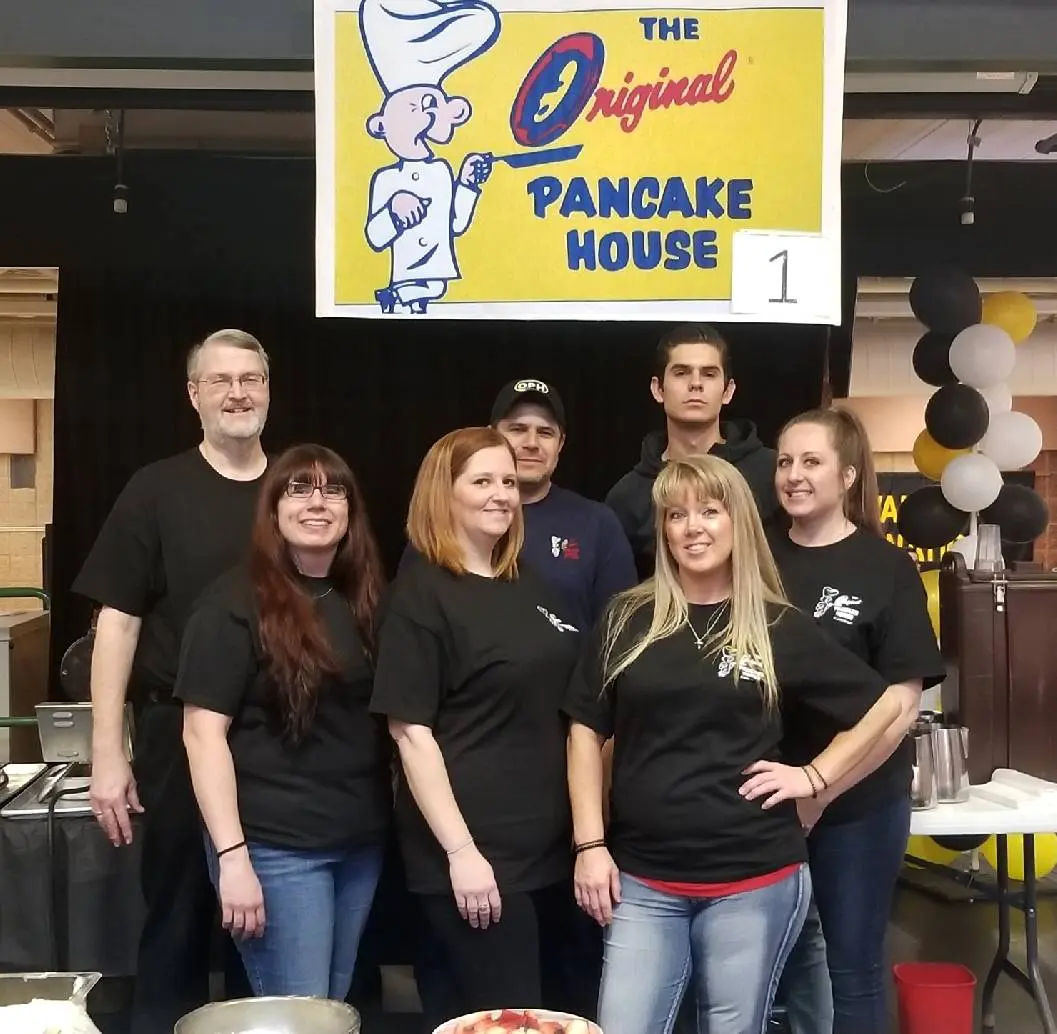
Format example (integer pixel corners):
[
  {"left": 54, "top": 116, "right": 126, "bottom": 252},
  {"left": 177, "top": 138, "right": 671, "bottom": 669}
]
[
  {"left": 398, "top": 485, "right": 637, "bottom": 633},
  {"left": 520, "top": 484, "right": 637, "bottom": 633}
]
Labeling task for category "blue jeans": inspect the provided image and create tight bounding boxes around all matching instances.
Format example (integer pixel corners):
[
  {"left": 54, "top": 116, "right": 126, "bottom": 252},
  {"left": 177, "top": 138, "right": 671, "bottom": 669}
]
[
  {"left": 206, "top": 838, "right": 384, "bottom": 1000},
  {"left": 776, "top": 897, "right": 833, "bottom": 1034},
  {"left": 783, "top": 795, "right": 910, "bottom": 1034},
  {"left": 598, "top": 866, "right": 810, "bottom": 1034}
]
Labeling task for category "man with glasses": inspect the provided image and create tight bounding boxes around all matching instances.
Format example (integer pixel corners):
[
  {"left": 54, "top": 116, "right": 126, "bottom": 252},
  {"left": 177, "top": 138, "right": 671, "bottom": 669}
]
[{"left": 74, "top": 329, "right": 270, "bottom": 1034}]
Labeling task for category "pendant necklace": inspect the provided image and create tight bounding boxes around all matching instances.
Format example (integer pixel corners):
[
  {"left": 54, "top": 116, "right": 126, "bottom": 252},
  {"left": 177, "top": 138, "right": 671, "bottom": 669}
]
[
  {"left": 295, "top": 559, "right": 333, "bottom": 601},
  {"left": 687, "top": 598, "right": 730, "bottom": 651}
]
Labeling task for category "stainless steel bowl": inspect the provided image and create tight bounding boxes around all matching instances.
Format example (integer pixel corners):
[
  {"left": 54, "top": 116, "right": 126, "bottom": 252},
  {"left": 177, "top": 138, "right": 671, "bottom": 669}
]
[{"left": 175, "top": 996, "right": 361, "bottom": 1034}]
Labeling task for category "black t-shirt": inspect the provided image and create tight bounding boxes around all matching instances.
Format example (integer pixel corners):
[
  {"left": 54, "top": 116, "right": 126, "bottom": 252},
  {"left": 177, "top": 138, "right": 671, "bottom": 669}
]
[
  {"left": 73, "top": 448, "right": 265, "bottom": 694},
  {"left": 562, "top": 602, "right": 888, "bottom": 883},
  {"left": 173, "top": 568, "right": 392, "bottom": 851},
  {"left": 767, "top": 528, "right": 946, "bottom": 824},
  {"left": 369, "top": 560, "right": 581, "bottom": 895}
]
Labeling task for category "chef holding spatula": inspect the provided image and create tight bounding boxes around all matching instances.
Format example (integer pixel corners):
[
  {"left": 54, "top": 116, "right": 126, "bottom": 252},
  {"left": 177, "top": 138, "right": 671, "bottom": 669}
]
[
  {"left": 360, "top": 0, "right": 586, "bottom": 314},
  {"left": 361, "top": 0, "right": 501, "bottom": 314}
]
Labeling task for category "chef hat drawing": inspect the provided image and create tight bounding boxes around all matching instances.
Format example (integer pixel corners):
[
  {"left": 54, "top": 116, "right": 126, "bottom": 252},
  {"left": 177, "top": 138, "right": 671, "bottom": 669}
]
[{"left": 360, "top": 0, "right": 501, "bottom": 95}]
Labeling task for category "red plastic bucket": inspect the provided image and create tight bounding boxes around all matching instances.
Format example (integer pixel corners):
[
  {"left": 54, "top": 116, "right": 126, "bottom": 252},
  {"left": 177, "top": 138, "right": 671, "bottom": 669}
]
[{"left": 893, "top": 962, "right": 977, "bottom": 1034}]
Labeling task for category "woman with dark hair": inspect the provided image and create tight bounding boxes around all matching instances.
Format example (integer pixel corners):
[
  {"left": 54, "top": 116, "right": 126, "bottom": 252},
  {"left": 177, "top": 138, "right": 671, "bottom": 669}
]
[
  {"left": 770, "top": 408, "right": 945, "bottom": 1034},
  {"left": 176, "top": 443, "right": 391, "bottom": 1000},
  {"left": 369, "top": 427, "right": 585, "bottom": 1026}
]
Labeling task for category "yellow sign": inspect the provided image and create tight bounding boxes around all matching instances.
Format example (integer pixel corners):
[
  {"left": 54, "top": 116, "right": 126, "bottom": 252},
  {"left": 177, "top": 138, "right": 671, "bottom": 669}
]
[{"left": 314, "top": 0, "right": 847, "bottom": 321}]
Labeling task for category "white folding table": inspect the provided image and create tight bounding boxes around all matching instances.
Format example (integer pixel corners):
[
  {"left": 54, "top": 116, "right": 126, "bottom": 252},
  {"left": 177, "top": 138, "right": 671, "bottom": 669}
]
[{"left": 908, "top": 769, "right": 1057, "bottom": 1033}]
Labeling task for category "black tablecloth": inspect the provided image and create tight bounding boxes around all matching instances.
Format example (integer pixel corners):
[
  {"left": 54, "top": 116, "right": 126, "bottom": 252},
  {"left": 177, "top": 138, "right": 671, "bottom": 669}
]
[{"left": 0, "top": 814, "right": 145, "bottom": 975}]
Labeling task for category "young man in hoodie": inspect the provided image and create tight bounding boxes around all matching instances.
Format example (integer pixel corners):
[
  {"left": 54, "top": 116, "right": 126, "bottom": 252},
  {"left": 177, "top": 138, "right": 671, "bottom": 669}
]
[{"left": 605, "top": 323, "right": 780, "bottom": 575}]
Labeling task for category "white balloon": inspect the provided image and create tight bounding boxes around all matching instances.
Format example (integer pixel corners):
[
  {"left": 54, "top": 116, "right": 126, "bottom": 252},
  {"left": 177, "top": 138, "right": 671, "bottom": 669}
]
[
  {"left": 978, "top": 410, "right": 1043, "bottom": 470},
  {"left": 947, "top": 531, "right": 978, "bottom": 565},
  {"left": 941, "top": 453, "right": 1003, "bottom": 512},
  {"left": 948, "top": 324, "right": 1017, "bottom": 389},
  {"left": 978, "top": 382, "right": 1013, "bottom": 415}
]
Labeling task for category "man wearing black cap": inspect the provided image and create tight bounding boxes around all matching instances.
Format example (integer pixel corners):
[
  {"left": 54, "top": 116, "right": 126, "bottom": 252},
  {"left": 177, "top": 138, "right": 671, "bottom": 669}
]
[
  {"left": 490, "top": 378, "right": 637, "bottom": 633},
  {"left": 493, "top": 377, "right": 634, "bottom": 1020}
]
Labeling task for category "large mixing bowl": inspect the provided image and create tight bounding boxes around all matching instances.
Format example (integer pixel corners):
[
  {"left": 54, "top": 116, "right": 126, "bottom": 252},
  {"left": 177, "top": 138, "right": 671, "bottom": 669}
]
[{"left": 175, "top": 996, "right": 361, "bottom": 1034}]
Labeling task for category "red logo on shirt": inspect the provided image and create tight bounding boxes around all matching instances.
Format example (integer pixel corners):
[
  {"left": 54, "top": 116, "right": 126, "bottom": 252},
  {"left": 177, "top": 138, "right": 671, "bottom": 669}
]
[{"left": 551, "top": 536, "right": 581, "bottom": 560}]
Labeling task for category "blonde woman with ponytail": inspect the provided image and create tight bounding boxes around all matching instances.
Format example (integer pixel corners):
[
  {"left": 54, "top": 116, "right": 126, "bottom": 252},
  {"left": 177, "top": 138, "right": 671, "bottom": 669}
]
[
  {"left": 563, "top": 455, "right": 905, "bottom": 1034},
  {"left": 770, "top": 407, "right": 945, "bottom": 1034}
]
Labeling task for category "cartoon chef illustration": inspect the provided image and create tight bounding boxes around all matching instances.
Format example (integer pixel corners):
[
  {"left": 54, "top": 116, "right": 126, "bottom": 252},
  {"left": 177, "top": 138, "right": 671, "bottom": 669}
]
[{"left": 360, "top": 0, "right": 500, "bottom": 314}]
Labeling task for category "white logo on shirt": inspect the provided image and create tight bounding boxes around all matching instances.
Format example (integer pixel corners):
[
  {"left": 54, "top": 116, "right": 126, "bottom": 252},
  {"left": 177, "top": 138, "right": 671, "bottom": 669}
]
[
  {"left": 537, "top": 605, "right": 578, "bottom": 633},
  {"left": 814, "top": 586, "right": 863, "bottom": 626},
  {"left": 717, "top": 646, "right": 765, "bottom": 683},
  {"left": 551, "top": 536, "right": 562, "bottom": 558}
]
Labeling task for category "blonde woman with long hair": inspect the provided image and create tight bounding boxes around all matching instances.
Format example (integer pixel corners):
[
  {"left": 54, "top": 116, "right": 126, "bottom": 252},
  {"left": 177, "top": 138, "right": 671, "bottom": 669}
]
[
  {"left": 370, "top": 427, "right": 585, "bottom": 1027},
  {"left": 564, "top": 455, "right": 905, "bottom": 1034}
]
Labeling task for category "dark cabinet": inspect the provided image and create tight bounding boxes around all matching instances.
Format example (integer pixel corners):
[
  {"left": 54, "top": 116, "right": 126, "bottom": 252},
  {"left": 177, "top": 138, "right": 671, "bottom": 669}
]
[{"left": 939, "top": 555, "right": 1057, "bottom": 784}]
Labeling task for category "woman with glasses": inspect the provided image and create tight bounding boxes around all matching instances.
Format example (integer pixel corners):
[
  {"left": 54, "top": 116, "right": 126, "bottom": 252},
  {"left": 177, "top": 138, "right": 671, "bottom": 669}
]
[
  {"left": 565, "top": 455, "right": 906, "bottom": 1034},
  {"left": 175, "top": 443, "right": 392, "bottom": 1000},
  {"left": 370, "top": 427, "right": 584, "bottom": 1027}
]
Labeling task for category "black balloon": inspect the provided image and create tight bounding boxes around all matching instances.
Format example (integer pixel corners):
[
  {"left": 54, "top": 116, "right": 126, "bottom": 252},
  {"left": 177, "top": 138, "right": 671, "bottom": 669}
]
[
  {"left": 925, "top": 383, "right": 990, "bottom": 450},
  {"left": 912, "top": 331, "right": 957, "bottom": 387},
  {"left": 898, "top": 486, "right": 969, "bottom": 549},
  {"left": 933, "top": 834, "right": 989, "bottom": 853},
  {"left": 909, "top": 268, "right": 982, "bottom": 335},
  {"left": 981, "top": 484, "right": 1050, "bottom": 543}
]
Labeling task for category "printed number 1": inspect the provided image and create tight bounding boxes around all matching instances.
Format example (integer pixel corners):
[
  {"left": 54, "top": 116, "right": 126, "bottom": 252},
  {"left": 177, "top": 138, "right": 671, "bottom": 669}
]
[{"left": 768, "top": 249, "right": 796, "bottom": 305}]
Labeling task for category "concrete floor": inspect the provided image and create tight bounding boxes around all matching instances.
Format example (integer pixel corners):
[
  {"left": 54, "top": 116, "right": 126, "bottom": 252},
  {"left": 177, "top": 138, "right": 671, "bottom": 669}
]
[
  {"left": 90, "top": 879, "right": 1057, "bottom": 1034},
  {"left": 884, "top": 876, "right": 1057, "bottom": 1033}
]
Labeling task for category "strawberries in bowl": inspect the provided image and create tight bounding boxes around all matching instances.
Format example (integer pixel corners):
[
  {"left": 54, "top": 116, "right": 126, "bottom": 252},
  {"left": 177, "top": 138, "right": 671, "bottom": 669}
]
[{"left": 433, "top": 1008, "right": 600, "bottom": 1034}]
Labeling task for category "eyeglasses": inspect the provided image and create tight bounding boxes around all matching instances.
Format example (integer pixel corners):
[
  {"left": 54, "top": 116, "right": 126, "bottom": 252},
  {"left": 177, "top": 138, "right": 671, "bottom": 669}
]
[
  {"left": 285, "top": 482, "right": 348, "bottom": 501},
  {"left": 198, "top": 373, "right": 268, "bottom": 392}
]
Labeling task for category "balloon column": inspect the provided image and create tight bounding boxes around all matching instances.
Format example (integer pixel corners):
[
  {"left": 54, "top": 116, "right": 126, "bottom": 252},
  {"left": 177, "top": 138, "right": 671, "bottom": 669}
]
[{"left": 902, "top": 270, "right": 1050, "bottom": 553}]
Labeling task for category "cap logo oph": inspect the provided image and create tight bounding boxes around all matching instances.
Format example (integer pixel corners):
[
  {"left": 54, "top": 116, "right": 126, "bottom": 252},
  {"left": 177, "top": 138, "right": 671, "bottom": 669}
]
[{"left": 514, "top": 379, "right": 549, "bottom": 394}]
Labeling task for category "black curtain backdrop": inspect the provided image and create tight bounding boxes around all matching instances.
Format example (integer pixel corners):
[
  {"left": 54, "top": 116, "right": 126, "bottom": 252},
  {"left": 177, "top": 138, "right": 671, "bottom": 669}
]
[
  {"left": 0, "top": 155, "right": 1049, "bottom": 683},
  {"left": 51, "top": 262, "right": 832, "bottom": 675}
]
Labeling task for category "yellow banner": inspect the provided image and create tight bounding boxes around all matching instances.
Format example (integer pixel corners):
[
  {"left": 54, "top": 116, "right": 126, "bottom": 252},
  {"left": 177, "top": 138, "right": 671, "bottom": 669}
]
[{"left": 314, "top": 0, "right": 846, "bottom": 321}]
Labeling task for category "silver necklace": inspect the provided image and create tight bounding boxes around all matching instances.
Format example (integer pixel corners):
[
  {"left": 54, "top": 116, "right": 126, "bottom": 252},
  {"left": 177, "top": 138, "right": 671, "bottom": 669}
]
[
  {"left": 312, "top": 586, "right": 334, "bottom": 601},
  {"left": 687, "top": 599, "right": 730, "bottom": 650}
]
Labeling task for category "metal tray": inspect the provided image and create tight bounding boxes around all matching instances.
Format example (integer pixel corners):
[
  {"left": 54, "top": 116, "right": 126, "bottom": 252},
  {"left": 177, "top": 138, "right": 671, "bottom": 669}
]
[
  {"left": 0, "top": 971, "right": 101, "bottom": 1007},
  {"left": 0, "top": 762, "right": 48, "bottom": 808},
  {"left": 1, "top": 763, "right": 94, "bottom": 819}
]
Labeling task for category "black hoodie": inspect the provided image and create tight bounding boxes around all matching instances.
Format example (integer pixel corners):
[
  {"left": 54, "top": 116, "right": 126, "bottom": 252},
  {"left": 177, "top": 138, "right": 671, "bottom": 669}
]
[{"left": 604, "top": 419, "right": 780, "bottom": 577}]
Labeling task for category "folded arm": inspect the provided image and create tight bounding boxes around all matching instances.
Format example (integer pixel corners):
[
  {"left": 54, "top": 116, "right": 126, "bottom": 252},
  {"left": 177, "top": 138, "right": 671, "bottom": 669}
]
[
  {"left": 809, "top": 683, "right": 906, "bottom": 789},
  {"left": 820, "top": 679, "right": 922, "bottom": 802}
]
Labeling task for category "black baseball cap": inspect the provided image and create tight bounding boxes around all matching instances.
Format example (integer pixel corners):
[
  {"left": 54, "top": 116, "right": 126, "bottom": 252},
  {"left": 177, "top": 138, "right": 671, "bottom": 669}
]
[{"left": 490, "top": 378, "right": 567, "bottom": 430}]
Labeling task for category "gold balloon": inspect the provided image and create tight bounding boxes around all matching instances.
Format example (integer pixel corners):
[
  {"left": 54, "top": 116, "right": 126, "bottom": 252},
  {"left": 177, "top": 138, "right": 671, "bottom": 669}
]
[
  {"left": 913, "top": 429, "right": 969, "bottom": 482},
  {"left": 906, "top": 834, "right": 961, "bottom": 866},
  {"left": 981, "top": 833, "right": 1057, "bottom": 881},
  {"left": 981, "top": 291, "right": 1037, "bottom": 345},
  {"left": 920, "top": 569, "right": 940, "bottom": 639}
]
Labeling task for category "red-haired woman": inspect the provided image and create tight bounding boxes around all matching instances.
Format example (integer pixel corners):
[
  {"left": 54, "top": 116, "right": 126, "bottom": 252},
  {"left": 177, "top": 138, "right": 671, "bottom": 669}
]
[
  {"left": 370, "top": 427, "right": 584, "bottom": 1026},
  {"left": 175, "top": 443, "right": 391, "bottom": 1000}
]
